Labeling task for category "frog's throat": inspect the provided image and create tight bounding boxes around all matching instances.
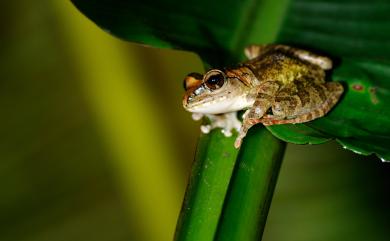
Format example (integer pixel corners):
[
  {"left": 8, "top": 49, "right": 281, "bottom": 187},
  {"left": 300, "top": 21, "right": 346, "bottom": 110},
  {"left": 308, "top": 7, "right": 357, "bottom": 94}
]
[{"left": 184, "top": 94, "right": 255, "bottom": 114}]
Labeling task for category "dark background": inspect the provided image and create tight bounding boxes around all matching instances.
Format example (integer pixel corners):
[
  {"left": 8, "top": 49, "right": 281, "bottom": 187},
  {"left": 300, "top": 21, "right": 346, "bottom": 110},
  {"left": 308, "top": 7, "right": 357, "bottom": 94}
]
[{"left": 0, "top": 1, "right": 388, "bottom": 241}]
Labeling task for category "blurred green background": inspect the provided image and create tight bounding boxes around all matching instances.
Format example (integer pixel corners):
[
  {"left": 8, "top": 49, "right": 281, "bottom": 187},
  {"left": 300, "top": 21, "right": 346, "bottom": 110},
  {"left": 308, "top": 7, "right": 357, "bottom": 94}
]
[{"left": 0, "top": 1, "right": 388, "bottom": 241}]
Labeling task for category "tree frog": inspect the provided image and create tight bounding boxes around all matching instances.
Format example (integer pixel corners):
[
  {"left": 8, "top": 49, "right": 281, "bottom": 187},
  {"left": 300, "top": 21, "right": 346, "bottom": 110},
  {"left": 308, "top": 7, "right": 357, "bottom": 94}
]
[{"left": 182, "top": 44, "right": 343, "bottom": 148}]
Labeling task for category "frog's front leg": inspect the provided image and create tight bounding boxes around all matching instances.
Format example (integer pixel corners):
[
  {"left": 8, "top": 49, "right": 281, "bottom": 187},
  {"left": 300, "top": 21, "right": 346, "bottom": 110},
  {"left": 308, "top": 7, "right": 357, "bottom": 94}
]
[
  {"left": 234, "top": 81, "right": 280, "bottom": 148},
  {"left": 196, "top": 112, "right": 242, "bottom": 137}
]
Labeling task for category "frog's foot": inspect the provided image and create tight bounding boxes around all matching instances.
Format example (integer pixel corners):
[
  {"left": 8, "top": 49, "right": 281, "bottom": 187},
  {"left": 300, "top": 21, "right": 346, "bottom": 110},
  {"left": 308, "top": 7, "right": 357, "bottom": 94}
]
[
  {"left": 234, "top": 118, "right": 259, "bottom": 148},
  {"left": 234, "top": 129, "right": 246, "bottom": 148},
  {"left": 245, "top": 45, "right": 268, "bottom": 59},
  {"left": 191, "top": 113, "right": 212, "bottom": 133},
  {"left": 199, "top": 112, "right": 241, "bottom": 137}
]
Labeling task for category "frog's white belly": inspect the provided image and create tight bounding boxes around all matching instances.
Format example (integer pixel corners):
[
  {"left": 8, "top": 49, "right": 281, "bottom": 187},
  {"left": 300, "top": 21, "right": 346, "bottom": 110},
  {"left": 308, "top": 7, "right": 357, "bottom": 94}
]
[{"left": 189, "top": 96, "right": 255, "bottom": 114}]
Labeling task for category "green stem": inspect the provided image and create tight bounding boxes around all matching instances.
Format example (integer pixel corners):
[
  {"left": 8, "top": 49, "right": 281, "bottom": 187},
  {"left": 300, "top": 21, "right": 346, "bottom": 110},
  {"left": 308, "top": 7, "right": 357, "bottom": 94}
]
[
  {"left": 174, "top": 130, "right": 239, "bottom": 241},
  {"left": 175, "top": 127, "right": 285, "bottom": 241},
  {"left": 215, "top": 127, "right": 286, "bottom": 241}
]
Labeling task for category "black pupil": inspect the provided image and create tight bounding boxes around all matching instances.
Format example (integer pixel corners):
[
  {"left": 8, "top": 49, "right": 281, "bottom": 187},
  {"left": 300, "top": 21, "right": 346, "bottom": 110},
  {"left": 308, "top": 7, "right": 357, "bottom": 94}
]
[{"left": 205, "top": 73, "right": 224, "bottom": 90}]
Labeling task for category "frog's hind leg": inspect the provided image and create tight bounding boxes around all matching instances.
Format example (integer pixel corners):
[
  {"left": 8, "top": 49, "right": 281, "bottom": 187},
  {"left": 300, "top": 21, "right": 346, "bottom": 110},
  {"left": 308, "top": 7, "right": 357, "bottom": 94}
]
[
  {"left": 245, "top": 44, "right": 332, "bottom": 70},
  {"left": 244, "top": 44, "right": 269, "bottom": 59},
  {"left": 260, "top": 82, "right": 343, "bottom": 125},
  {"left": 272, "top": 45, "right": 332, "bottom": 70}
]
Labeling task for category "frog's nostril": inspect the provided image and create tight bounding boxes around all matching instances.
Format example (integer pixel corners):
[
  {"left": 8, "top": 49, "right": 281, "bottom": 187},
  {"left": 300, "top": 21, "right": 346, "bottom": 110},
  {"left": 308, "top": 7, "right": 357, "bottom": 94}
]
[{"left": 184, "top": 72, "right": 203, "bottom": 90}]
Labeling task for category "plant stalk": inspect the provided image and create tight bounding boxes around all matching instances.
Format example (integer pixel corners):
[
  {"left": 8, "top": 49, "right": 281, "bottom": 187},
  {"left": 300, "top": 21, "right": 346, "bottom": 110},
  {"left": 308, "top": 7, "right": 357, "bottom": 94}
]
[
  {"left": 215, "top": 127, "right": 285, "bottom": 241},
  {"left": 175, "top": 127, "right": 285, "bottom": 241},
  {"left": 174, "top": 130, "right": 240, "bottom": 241}
]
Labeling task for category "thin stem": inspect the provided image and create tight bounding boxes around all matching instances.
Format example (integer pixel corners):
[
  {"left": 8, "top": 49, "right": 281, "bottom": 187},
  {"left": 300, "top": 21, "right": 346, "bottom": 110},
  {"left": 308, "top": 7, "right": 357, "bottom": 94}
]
[
  {"left": 215, "top": 126, "right": 285, "bottom": 241},
  {"left": 175, "top": 127, "right": 285, "bottom": 241},
  {"left": 174, "top": 130, "right": 239, "bottom": 241}
]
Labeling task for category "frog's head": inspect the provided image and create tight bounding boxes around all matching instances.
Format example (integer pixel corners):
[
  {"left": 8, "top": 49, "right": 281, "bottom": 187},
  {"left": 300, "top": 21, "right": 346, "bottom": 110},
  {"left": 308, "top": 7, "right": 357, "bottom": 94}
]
[{"left": 182, "top": 69, "right": 255, "bottom": 114}]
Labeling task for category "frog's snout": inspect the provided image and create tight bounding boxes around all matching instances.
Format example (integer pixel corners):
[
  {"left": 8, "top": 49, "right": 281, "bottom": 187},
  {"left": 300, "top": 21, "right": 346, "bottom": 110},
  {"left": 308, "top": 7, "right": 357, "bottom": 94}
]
[{"left": 182, "top": 93, "right": 191, "bottom": 111}]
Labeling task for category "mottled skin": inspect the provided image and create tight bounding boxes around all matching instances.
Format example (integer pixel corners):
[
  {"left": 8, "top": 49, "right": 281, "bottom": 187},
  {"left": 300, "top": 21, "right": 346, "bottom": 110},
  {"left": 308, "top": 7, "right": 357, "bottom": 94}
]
[{"left": 183, "top": 44, "right": 343, "bottom": 148}]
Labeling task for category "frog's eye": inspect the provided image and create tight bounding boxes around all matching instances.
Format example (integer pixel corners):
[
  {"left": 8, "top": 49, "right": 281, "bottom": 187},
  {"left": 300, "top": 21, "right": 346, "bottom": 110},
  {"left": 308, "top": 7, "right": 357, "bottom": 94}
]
[
  {"left": 183, "top": 72, "right": 203, "bottom": 91},
  {"left": 204, "top": 71, "right": 225, "bottom": 90}
]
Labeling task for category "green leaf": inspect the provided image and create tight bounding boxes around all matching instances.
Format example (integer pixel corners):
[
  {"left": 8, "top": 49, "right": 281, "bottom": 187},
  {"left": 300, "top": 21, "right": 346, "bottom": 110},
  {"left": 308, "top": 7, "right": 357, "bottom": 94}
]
[
  {"left": 266, "top": 124, "right": 331, "bottom": 145},
  {"left": 70, "top": 0, "right": 289, "bottom": 66},
  {"left": 71, "top": 0, "right": 390, "bottom": 160},
  {"left": 269, "top": 0, "right": 390, "bottom": 160},
  {"left": 320, "top": 60, "right": 390, "bottom": 161}
]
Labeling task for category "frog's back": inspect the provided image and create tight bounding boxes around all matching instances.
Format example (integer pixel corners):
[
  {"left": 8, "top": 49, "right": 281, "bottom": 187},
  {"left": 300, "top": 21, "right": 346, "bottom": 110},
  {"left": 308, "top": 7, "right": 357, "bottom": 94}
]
[{"left": 243, "top": 50, "right": 325, "bottom": 86}]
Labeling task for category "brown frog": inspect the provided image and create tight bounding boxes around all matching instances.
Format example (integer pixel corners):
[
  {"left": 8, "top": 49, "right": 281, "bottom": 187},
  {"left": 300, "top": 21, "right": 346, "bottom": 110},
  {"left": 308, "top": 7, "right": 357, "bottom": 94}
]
[{"left": 182, "top": 44, "right": 343, "bottom": 148}]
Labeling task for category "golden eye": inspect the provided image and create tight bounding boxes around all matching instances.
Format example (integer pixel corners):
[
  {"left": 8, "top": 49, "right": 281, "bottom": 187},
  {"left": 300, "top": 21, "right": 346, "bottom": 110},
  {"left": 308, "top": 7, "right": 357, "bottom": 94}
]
[
  {"left": 205, "top": 72, "right": 225, "bottom": 90},
  {"left": 183, "top": 73, "right": 203, "bottom": 91}
]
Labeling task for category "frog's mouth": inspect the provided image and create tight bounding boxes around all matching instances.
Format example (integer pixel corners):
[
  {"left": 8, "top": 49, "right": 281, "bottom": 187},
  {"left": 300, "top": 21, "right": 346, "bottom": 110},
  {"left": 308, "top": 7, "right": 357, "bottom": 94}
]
[
  {"left": 183, "top": 93, "right": 254, "bottom": 114},
  {"left": 182, "top": 85, "right": 214, "bottom": 112},
  {"left": 183, "top": 94, "right": 228, "bottom": 114}
]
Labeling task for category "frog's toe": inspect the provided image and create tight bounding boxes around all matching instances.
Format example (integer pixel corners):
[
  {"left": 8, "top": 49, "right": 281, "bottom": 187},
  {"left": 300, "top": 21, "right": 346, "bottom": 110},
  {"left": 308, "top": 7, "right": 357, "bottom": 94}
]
[
  {"left": 244, "top": 44, "right": 267, "bottom": 59},
  {"left": 200, "top": 124, "right": 211, "bottom": 134},
  {"left": 234, "top": 138, "right": 242, "bottom": 149},
  {"left": 222, "top": 128, "right": 232, "bottom": 137}
]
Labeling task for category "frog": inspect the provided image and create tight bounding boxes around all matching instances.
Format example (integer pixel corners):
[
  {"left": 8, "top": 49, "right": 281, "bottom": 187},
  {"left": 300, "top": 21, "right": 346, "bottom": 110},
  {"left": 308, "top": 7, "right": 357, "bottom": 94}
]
[{"left": 182, "top": 44, "right": 344, "bottom": 148}]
